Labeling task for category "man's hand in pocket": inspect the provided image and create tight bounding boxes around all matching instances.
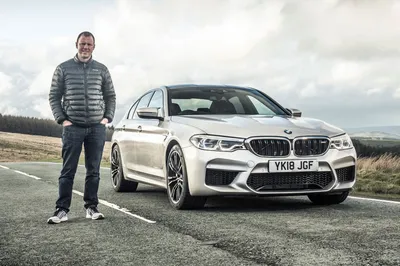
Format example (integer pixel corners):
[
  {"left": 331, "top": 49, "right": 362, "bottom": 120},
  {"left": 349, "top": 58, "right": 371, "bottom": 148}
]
[
  {"left": 100, "top": 118, "right": 109, "bottom": 125},
  {"left": 63, "top": 120, "right": 72, "bottom": 127}
]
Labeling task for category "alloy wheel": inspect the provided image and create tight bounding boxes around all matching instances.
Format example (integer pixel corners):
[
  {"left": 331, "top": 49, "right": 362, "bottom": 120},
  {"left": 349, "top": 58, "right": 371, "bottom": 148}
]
[
  {"left": 111, "top": 147, "right": 120, "bottom": 188},
  {"left": 167, "top": 149, "right": 184, "bottom": 204}
]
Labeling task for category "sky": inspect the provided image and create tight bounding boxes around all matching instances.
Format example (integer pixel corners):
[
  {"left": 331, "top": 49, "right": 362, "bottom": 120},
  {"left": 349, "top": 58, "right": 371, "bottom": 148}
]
[{"left": 1, "top": 0, "right": 400, "bottom": 129}]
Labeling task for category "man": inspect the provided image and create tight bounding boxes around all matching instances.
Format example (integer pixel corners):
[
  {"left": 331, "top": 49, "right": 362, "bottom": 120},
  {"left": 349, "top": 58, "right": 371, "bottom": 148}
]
[{"left": 47, "top": 31, "right": 116, "bottom": 224}]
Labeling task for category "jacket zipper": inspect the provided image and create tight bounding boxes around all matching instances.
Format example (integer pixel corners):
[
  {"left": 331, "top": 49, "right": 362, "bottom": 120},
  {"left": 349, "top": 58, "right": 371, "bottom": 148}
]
[{"left": 83, "top": 63, "right": 88, "bottom": 123}]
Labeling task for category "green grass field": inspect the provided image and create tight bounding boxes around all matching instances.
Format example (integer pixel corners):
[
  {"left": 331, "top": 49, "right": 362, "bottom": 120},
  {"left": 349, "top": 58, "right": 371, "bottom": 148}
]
[{"left": 353, "top": 154, "right": 400, "bottom": 200}]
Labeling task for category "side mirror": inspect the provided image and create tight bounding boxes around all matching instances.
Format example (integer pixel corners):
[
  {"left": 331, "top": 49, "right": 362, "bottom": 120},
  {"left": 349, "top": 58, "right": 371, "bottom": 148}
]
[
  {"left": 287, "top": 108, "right": 302, "bottom": 117},
  {"left": 137, "top": 107, "right": 164, "bottom": 120}
]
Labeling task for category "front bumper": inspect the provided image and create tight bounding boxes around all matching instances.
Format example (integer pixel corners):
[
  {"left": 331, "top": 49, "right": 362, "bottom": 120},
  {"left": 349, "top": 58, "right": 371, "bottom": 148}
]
[{"left": 182, "top": 145, "right": 357, "bottom": 196}]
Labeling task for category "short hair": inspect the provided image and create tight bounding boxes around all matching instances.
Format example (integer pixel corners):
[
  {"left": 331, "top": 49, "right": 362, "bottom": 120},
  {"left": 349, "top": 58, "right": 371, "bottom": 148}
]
[{"left": 76, "top": 31, "right": 95, "bottom": 44}]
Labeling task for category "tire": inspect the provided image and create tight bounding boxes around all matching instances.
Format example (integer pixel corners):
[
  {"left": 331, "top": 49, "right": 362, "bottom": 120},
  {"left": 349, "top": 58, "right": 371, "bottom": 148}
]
[
  {"left": 308, "top": 191, "right": 349, "bottom": 205},
  {"left": 166, "top": 144, "right": 207, "bottom": 210},
  {"left": 110, "top": 145, "right": 138, "bottom": 192}
]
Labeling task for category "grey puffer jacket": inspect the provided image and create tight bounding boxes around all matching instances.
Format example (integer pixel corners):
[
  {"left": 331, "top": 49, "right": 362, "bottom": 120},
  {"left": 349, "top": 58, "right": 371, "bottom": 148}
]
[{"left": 49, "top": 54, "right": 116, "bottom": 127}]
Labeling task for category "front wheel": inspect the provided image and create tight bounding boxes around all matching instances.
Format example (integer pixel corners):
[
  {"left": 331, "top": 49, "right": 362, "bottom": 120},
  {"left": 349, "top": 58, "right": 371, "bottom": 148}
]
[
  {"left": 166, "top": 144, "right": 207, "bottom": 210},
  {"left": 110, "top": 145, "right": 138, "bottom": 192},
  {"left": 308, "top": 191, "right": 349, "bottom": 205}
]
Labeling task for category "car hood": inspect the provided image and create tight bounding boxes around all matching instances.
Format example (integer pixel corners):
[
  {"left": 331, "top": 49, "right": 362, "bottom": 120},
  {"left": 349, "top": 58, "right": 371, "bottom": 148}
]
[{"left": 170, "top": 115, "right": 345, "bottom": 138}]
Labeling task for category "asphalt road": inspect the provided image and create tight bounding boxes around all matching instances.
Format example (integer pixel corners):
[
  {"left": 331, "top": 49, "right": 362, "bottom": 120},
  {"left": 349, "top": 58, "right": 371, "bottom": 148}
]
[{"left": 1, "top": 162, "right": 399, "bottom": 266}]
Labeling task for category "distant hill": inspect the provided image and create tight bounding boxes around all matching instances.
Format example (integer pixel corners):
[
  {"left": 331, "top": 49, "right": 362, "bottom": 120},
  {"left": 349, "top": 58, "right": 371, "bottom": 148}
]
[
  {"left": 349, "top": 131, "right": 400, "bottom": 140},
  {"left": 345, "top": 125, "right": 400, "bottom": 141},
  {"left": 345, "top": 126, "right": 400, "bottom": 136}
]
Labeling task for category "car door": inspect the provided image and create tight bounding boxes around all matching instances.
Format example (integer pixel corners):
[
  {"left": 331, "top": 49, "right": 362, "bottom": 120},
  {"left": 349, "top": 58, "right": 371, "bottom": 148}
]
[
  {"left": 117, "top": 100, "right": 138, "bottom": 171},
  {"left": 123, "top": 91, "right": 154, "bottom": 172},
  {"left": 134, "top": 89, "right": 168, "bottom": 179}
]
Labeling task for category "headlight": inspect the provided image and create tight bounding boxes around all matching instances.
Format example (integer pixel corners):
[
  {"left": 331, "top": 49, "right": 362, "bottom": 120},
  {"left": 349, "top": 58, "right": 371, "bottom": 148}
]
[
  {"left": 330, "top": 134, "right": 353, "bottom": 150},
  {"left": 190, "top": 135, "right": 246, "bottom": 152}
]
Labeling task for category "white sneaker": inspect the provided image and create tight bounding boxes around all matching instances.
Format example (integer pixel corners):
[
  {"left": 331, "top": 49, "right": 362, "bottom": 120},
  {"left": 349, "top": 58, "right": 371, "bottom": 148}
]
[
  {"left": 47, "top": 208, "right": 68, "bottom": 224},
  {"left": 86, "top": 206, "right": 104, "bottom": 220}
]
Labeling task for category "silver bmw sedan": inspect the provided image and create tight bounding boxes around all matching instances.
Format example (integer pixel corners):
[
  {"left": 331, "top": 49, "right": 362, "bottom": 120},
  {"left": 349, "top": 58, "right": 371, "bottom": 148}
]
[{"left": 110, "top": 84, "right": 357, "bottom": 209}]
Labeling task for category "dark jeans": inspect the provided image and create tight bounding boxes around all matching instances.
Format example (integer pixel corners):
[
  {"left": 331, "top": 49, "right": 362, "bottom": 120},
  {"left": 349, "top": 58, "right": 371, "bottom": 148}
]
[{"left": 56, "top": 124, "right": 106, "bottom": 212}]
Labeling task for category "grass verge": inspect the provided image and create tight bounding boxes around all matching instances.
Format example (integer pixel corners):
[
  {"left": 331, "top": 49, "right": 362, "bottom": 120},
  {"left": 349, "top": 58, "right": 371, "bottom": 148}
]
[{"left": 354, "top": 154, "right": 400, "bottom": 200}]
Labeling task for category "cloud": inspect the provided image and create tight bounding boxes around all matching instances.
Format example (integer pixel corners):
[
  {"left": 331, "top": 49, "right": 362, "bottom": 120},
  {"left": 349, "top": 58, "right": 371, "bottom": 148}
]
[
  {"left": 394, "top": 88, "right": 400, "bottom": 99},
  {"left": 330, "top": 62, "right": 365, "bottom": 85},
  {"left": 298, "top": 83, "right": 318, "bottom": 99},
  {"left": 0, "top": 100, "right": 18, "bottom": 115},
  {"left": 110, "top": 64, "right": 152, "bottom": 105},
  {"left": 0, "top": 72, "right": 12, "bottom": 94},
  {"left": 33, "top": 98, "right": 53, "bottom": 119},
  {"left": 28, "top": 67, "right": 56, "bottom": 96},
  {"left": 367, "top": 88, "right": 384, "bottom": 96},
  {"left": 279, "top": 0, "right": 400, "bottom": 60}
]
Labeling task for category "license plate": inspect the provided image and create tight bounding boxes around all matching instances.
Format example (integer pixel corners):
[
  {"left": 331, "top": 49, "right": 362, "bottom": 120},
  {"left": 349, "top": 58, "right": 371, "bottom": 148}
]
[{"left": 269, "top": 160, "right": 318, "bottom": 173}]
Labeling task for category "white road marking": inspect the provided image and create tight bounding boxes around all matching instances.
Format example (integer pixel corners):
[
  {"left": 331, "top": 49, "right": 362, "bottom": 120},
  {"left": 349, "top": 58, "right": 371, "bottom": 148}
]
[
  {"left": 98, "top": 199, "right": 157, "bottom": 224},
  {"left": 349, "top": 196, "right": 400, "bottom": 205},
  {"left": 73, "top": 190, "right": 156, "bottom": 224},
  {"left": 1, "top": 165, "right": 156, "bottom": 224},
  {"left": 13, "top": 170, "right": 41, "bottom": 180}
]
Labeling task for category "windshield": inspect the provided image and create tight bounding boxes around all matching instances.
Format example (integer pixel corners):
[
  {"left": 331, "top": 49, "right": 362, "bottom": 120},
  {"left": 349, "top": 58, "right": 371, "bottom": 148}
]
[{"left": 168, "top": 87, "right": 288, "bottom": 116}]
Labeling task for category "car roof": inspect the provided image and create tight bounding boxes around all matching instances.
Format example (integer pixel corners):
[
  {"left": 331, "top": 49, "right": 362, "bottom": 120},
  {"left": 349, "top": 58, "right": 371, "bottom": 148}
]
[{"left": 164, "top": 84, "right": 254, "bottom": 91}]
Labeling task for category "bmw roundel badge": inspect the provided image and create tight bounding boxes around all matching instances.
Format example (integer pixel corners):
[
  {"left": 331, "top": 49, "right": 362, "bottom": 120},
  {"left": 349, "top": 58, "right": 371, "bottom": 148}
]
[{"left": 284, "top": 129, "right": 292, "bottom": 134}]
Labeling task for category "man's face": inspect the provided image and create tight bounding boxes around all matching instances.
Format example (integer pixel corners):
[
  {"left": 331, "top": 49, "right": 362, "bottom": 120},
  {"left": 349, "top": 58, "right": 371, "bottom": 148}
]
[{"left": 76, "top": 35, "right": 95, "bottom": 60}]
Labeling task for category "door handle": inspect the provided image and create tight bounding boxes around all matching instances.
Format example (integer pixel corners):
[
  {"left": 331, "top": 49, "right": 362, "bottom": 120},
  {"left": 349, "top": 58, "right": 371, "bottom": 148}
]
[
  {"left": 137, "top": 125, "right": 142, "bottom": 132},
  {"left": 122, "top": 125, "right": 126, "bottom": 131}
]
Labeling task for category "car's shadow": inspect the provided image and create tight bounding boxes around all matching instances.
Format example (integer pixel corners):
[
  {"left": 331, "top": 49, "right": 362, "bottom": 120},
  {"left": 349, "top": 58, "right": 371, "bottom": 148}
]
[
  {"left": 132, "top": 186, "right": 353, "bottom": 213},
  {"left": 203, "top": 196, "right": 353, "bottom": 212}
]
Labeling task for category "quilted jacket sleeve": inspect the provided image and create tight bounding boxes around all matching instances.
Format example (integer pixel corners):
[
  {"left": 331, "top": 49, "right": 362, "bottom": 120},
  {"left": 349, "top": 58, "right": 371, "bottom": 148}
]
[
  {"left": 102, "top": 67, "right": 116, "bottom": 123},
  {"left": 49, "top": 65, "right": 67, "bottom": 124}
]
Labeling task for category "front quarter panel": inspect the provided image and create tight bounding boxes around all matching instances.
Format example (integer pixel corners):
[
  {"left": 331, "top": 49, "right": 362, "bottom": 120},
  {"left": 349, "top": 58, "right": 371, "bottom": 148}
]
[
  {"left": 159, "top": 118, "right": 206, "bottom": 183},
  {"left": 166, "top": 118, "right": 206, "bottom": 148}
]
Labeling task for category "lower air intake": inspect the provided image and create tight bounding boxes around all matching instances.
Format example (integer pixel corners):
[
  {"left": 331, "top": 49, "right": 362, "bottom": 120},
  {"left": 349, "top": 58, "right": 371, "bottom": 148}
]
[
  {"left": 205, "top": 169, "right": 238, "bottom": 186},
  {"left": 247, "top": 171, "right": 333, "bottom": 191}
]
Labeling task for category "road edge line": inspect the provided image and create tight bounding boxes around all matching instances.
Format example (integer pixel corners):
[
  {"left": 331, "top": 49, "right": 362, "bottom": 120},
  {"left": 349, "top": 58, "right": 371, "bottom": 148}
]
[{"left": 349, "top": 196, "right": 400, "bottom": 205}]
